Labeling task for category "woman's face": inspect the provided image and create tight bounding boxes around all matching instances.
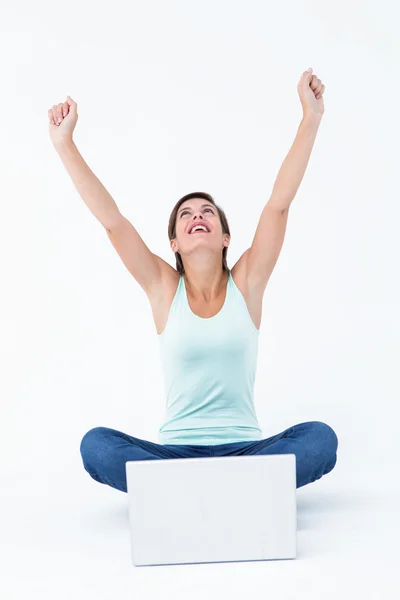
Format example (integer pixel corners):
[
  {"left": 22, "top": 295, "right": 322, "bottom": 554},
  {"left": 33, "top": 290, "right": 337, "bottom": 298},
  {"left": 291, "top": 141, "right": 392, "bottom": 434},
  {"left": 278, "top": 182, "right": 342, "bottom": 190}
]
[{"left": 171, "top": 198, "right": 228, "bottom": 256}]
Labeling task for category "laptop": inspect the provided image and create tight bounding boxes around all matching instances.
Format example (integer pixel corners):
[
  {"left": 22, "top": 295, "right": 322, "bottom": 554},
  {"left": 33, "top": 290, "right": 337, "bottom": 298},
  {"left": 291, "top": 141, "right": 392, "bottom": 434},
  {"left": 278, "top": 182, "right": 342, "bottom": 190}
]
[{"left": 126, "top": 453, "right": 297, "bottom": 566}]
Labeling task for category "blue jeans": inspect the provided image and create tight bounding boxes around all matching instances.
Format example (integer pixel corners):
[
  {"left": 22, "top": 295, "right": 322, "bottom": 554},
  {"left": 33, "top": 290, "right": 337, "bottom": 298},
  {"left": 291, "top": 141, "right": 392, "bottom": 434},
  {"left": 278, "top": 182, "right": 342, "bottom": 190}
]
[{"left": 80, "top": 421, "right": 338, "bottom": 493}]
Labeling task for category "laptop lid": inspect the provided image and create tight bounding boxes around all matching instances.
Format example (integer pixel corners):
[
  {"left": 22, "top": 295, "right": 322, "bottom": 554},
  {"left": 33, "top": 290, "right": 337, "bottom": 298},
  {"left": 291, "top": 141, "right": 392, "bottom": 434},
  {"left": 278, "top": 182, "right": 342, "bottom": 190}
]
[{"left": 126, "top": 453, "right": 297, "bottom": 566}]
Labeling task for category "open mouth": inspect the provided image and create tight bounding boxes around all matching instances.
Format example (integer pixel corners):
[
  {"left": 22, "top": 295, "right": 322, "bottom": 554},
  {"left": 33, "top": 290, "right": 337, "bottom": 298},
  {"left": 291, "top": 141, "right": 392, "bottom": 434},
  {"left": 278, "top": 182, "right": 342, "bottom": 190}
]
[{"left": 188, "top": 225, "right": 210, "bottom": 234}]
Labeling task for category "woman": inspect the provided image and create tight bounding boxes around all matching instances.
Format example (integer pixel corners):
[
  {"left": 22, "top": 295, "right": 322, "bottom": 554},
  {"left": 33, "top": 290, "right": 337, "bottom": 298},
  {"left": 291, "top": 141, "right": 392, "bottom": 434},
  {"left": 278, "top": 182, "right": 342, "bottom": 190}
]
[{"left": 49, "top": 68, "right": 337, "bottom": 494}]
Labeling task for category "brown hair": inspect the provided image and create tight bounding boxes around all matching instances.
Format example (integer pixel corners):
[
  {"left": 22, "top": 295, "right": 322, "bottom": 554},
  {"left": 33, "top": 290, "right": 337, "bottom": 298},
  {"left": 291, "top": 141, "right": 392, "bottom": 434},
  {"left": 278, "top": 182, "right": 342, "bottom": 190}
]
[{"left": 168, "top": 191, "right": 231, "bottom": 275}]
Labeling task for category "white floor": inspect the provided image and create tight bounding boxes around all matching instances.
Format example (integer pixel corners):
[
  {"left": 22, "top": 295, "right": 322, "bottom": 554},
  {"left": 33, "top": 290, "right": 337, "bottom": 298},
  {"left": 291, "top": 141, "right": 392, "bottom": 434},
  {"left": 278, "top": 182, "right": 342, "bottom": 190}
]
[{"left": 1, "top": 454, "right": 399, "bottom": 600}]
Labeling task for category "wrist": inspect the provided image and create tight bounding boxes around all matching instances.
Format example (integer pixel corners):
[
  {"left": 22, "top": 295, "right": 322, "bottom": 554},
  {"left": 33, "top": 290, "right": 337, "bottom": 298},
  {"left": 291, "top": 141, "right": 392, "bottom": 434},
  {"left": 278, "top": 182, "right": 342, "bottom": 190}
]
[
  {"left": 302, "top": 113, "right": 322, "bottom": 126},
  {"left": 53, "top": 137, "right": 75, "bottom": 151}
]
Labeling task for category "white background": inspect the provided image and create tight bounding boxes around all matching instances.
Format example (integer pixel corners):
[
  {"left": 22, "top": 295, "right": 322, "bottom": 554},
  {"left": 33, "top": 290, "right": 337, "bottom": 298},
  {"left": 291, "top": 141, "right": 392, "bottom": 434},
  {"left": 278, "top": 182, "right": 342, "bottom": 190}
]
[{"left": 1, "top": 0, "right": 399, "bottom": 597}]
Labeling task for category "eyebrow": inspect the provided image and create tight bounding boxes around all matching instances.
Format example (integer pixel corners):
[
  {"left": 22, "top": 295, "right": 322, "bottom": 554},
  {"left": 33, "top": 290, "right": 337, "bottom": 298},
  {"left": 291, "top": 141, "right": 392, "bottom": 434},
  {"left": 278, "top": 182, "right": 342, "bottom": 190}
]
[{"left": 178, "top": 204, "right": 215, "bottom": 215}]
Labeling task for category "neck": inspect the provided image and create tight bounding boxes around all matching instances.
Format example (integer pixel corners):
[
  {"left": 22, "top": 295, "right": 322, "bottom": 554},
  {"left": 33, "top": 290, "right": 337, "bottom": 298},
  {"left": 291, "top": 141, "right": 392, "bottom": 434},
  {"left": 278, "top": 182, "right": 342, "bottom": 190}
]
[{"left": 183, "top": 262, "right": 228, "bottom": 301}]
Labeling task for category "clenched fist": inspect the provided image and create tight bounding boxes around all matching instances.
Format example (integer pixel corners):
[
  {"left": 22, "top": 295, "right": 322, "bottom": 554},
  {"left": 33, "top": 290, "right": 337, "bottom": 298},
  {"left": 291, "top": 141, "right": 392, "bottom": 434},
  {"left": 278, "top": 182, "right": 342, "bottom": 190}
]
[{"left": 48, "top": 96, "right": 78, "bottom": 145}]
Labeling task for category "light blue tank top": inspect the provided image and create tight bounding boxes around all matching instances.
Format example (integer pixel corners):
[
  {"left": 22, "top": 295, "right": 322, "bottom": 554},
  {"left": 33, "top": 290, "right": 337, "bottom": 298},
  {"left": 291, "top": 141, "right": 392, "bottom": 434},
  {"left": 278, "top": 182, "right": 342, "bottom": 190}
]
[{"left": 157, "top": 270, "right": 263, "bottom": 445}]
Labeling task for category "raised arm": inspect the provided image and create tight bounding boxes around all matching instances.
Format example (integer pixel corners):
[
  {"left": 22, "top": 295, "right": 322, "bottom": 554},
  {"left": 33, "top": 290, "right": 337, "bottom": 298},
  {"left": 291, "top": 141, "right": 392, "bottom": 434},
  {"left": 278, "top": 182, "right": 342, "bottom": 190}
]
[{"left": 48, "top": 96, "right": 162, "bottom": 295}]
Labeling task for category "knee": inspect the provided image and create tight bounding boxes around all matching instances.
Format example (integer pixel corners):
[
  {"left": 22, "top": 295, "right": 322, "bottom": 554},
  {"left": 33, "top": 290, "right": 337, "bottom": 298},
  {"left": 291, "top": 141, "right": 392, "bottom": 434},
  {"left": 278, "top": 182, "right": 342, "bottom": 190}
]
[
  {"left": 312, "top": 421, "right": 338, "bottom": 448},
  {"left": 79, "top": 426, "right": 111, "bottom": 464},
  {"left": 311, "top": 421, "right": 338, "bottom": 465}
]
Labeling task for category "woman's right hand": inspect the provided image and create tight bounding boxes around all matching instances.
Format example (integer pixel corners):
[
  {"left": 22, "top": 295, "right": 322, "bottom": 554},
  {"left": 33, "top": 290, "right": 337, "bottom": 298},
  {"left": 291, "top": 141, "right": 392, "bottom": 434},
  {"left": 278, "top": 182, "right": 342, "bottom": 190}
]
[{"left": 48, "top": 96, "right": 78, "bottom": 145}]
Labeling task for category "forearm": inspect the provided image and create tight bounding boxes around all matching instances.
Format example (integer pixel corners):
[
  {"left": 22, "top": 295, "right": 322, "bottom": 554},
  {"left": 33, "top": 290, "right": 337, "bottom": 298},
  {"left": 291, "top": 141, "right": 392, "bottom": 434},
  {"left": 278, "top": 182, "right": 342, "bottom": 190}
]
[
  {"left": 53, "top": 139, "right": 122, "bottom": 229},
  {"left": 268, "top": 115, "right": 322, "bottom": 211}
]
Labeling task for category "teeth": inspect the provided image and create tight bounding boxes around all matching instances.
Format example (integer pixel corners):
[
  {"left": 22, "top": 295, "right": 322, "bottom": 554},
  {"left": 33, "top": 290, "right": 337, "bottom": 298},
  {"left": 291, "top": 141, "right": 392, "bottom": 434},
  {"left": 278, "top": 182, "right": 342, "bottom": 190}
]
[{"left": 190, "top": 225, "right": 208, "bottom": 233}]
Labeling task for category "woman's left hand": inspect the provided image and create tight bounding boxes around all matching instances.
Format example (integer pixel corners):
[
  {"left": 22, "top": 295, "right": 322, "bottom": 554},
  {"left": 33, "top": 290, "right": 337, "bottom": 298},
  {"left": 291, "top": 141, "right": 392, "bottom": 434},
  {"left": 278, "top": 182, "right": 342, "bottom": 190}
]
[{"left": 297, "top": 68, "right": 325, "bottom": 119}]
